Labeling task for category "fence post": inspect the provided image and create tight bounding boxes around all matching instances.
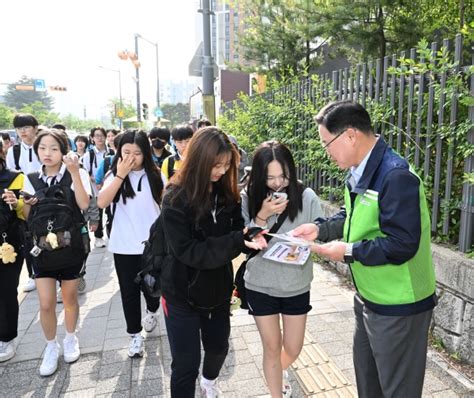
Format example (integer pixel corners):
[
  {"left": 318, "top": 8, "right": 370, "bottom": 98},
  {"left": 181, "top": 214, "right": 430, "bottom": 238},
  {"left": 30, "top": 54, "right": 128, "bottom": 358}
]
[{"left": 459, "top": 50, "right": 474, "bottom": 252}]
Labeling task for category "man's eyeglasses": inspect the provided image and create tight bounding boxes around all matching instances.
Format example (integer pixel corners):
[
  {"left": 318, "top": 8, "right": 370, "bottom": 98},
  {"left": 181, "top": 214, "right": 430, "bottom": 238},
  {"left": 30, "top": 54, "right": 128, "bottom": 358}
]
[{"left": 322, "top": 129, "right": 348, "bottom": 149}]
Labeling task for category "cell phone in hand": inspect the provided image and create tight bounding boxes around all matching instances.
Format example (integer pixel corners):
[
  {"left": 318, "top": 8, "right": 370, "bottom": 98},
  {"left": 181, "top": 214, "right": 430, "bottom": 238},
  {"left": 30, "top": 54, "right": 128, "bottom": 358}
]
[
  {"left": 271, "top": 192, "right": 287, "bottom": 202},
  {"left": 19, "top": 191, "right": 35, "bottom": 201}
]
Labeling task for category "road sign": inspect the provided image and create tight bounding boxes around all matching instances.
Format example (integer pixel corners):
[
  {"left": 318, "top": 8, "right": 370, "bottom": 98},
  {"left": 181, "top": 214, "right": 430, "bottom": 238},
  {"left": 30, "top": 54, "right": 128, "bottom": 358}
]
[
  {"left": 117, "top": 109, "right": 124, "bottom": 118},
  {"left": 34, "top": 79, "right": 46, "bottom": 91},
  {"left": 154, "top": 107, "right": 163, "bottom": 118},
  {"left": 15, "top": 85, "right": 34, "bottom": 91}
]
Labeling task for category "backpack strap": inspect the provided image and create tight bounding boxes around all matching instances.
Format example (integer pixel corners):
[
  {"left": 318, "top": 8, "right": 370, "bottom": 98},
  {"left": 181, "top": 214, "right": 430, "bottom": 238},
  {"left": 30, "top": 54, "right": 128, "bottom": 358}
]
[
  {"left": 13, "top": 144, "right": 21, "bottom": 171},
  {"left": 103, "top": 156, "right": 112, "bottom": 175},
  {"left": 0, "top": 170, "right": 21, "bottom": 191},
  {"left": 88, "top": 148, "right": 95, "bottom": 176},
  {"left": 168, "top": 156, "right": 175, "bottom": 178},
  {"left": 27, "top": 171, "right": 48, "bottom": 191}
]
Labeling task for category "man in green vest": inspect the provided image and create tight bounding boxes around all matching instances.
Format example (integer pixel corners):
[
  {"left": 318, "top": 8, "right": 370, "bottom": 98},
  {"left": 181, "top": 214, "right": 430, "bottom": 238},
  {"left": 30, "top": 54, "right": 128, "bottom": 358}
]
[{"left": 294, "top": 100, "right": 437, "bottom": 398}]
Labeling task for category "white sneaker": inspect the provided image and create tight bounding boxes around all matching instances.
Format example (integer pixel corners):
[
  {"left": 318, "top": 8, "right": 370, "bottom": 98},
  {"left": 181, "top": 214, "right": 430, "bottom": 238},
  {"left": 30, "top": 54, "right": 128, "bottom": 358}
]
[
  {"left": 282, "top": 369, "right": 292, "bottom": 397},
  {"left": 0, "top": 340, "right": 16, "bottom": 362},
  {"left": 23, "top": 277, "right": 36, "bottom": 292},
  {"left": 142, "top": 309, "right": 158, "bottom": 333},
  {"left": 200, "top": 378, "right": 222, "bottom": 397},
  {"left": 128, "top": 334, "right": 144, "bottom": 358},
  {"left": 78, "top": 276, "right": 86, "bottom": 294},
  {"left": 94, "top": 238, "right": 106, "bottom": 248},
  {"left": 40, "top": 341, "right": 60, "bottom": 377},
  {"left": 63, "top": 335, "right": 80, "bottom": 363}
]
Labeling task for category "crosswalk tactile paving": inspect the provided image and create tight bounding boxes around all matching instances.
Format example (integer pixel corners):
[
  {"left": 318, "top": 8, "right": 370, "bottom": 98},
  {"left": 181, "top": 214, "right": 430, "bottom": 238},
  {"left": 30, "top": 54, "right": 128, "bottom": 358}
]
[{"left": 292, "top": 332, "right": 357, "bottom": 397}]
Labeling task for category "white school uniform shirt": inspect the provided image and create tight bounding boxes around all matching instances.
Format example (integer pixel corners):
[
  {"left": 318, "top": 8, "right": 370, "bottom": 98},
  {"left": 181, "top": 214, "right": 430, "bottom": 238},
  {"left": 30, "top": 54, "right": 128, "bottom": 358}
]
[
  {"left": 81, "top": 146, "right": 107, "bottom": 194},
  {"left": 23, "top": 163, "right": 92, "bottom": 197},
  {"left": 6, "top": 142, "right": 42, "bottom": 174},
  {"left": 103, "top": 169, "right": 161, "bottom": 255}
]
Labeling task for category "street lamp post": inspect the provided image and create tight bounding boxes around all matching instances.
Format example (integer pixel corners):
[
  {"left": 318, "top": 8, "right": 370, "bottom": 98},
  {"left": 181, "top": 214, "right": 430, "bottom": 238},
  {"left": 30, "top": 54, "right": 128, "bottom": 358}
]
[
  {"left": 99, "top": 66, "right": 123, "bottom": 129},
  {"left": 135, "top": 33, "right": 160, "bottom": 112},
  {"left": 134, "top": 35, "right": 141, "bottom": 123}
]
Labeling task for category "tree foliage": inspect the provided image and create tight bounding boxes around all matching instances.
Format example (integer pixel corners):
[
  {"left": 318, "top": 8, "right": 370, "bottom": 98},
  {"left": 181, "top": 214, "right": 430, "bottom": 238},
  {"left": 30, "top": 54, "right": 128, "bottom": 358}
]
[
  {"left": 108, "top": 98, "right": 136, "bottom": 127},
  {"left": 161, "top": 103, "right": 190, "bottom": 126},
  {"left": 0, "top": 104, "right": 15, "bottom": 129},
  {"left": 3, "top": 75, "right": 54, "bottom": 111},
  {"left": 237, "top": 0, "right": 472, "bottom": 78}
]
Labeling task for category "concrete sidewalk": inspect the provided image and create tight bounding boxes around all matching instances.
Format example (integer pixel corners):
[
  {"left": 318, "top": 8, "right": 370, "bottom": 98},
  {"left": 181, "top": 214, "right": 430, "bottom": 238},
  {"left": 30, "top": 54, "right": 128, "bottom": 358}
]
[{"left": 1, "top": 246, "right": 472, "bottom": 397}]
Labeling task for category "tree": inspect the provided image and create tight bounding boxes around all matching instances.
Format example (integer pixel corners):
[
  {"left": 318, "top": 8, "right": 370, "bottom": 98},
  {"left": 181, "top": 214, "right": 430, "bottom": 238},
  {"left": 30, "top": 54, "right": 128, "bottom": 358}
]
[
  {"left": 0, "top": 104, "right": 15, "bottom": 129},
  {"left": 19, "top": 102, "right": 60, "bottom": 126},
  {"left": 238, "top": 0, "right": 328, "bottom": 78},
  {"left": 161, "top": 103, "right": 190, "bottom": 126},
  {"left": 237, "top": 0, "right": 472, "bottom": 77},
  {"left": 108, "top": 98, "right": 136, "bottom": 127},
  {"left": 3, "top": 75, "right": 54, "bottom": 111},
  {"left": 60, "top": 114, "right": 104, "bottom": 133}
]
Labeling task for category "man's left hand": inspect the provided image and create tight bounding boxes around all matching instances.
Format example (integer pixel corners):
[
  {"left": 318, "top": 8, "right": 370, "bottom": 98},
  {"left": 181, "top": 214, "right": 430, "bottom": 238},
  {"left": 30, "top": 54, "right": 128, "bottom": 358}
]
[{"left": 313, "top": 241, "right": 347, "bottom": 262}]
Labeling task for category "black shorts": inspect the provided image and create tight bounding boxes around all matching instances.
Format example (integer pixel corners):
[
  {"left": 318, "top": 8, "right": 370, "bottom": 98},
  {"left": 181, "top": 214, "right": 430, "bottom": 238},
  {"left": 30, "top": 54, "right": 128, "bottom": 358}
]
[
  {"left": 246, "top": 289, "right": 312, "bottom": 316},
  {"left": 33, "top": 262, "right": 84, "bottom": 281}
]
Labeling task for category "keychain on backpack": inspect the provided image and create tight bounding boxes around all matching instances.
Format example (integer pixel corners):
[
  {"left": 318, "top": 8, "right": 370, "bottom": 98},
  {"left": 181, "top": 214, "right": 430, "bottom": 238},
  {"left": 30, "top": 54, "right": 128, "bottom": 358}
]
[
  {"left": 0, "top": 232, "right": 17, "bottom": 264},
  {"left": 45, "top": 220, "right": 59, "bottom": 249}
]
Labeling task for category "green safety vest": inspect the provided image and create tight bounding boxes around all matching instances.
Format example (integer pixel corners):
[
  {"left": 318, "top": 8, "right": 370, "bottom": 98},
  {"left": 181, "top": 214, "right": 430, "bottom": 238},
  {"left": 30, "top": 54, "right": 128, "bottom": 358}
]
[{"left": 343, "top": 169, "right": 436, "bottom": 306}]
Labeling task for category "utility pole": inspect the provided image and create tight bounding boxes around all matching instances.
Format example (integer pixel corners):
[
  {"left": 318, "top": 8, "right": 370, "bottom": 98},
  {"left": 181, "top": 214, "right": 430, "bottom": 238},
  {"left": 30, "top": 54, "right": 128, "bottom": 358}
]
[
  {"left": 200, "top": 0, "right": 216, "bottom": 124},
  {"left": 135, "top": 34, "right": 141, "bottom": 123}
]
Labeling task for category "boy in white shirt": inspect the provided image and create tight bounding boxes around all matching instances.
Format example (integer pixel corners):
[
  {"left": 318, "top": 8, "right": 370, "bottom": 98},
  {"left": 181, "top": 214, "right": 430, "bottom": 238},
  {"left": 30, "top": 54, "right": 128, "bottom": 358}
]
[{"left": 7, "top": 114, "right": 42, "bottom": 292}]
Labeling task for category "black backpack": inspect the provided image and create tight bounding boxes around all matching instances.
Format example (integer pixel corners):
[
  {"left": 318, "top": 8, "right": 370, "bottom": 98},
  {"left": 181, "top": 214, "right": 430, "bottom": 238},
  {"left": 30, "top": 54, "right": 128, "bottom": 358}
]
[
  {"left": 135, "top": 215, "right": 166, "bottom": 297},
  {"left": 27, "top": 170, "right": 88, "bottom": 271}
]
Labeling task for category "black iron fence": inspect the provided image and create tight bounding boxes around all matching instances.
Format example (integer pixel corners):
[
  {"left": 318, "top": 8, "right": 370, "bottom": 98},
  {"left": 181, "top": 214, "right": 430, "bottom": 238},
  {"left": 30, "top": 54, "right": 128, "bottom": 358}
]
[{"left": 222, "top": 34, "right": 473, "bottom": 252}]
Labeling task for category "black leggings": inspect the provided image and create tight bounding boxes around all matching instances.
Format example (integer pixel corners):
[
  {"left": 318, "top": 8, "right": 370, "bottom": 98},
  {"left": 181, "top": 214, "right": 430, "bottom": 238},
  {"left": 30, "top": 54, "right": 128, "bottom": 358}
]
[
  {"left": 0, "top": 252, "right": 24, "bottom": 342},
  {"left": 163, "top": 299, "right": 230, "bottom": 397},
  {"left": 113, "top": 254, "right": 160, "bottom": 334}
]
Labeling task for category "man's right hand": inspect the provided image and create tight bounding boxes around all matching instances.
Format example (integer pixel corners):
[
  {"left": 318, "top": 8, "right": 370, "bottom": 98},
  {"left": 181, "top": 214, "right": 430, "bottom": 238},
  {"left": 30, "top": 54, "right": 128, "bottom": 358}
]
[{"left": 292, "top": 223, "right": 319, "bottom": 241}]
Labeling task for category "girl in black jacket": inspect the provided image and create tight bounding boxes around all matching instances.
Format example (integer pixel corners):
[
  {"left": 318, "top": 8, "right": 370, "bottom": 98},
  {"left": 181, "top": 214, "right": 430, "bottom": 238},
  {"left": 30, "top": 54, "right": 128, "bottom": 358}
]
[{"left": 161, "top": 127, "right": 266, "bottom": 397}]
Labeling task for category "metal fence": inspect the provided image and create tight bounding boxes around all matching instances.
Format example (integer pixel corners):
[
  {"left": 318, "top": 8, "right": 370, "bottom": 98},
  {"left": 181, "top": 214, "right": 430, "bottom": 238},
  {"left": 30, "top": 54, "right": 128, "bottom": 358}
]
[{"left": 223, "top": 34, "right": 473, "bottom": 252}]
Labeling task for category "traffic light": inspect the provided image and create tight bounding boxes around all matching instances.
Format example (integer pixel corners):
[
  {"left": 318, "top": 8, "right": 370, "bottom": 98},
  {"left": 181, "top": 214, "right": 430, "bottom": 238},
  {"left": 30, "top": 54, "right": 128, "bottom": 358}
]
[{"left": 142, "top": 103, "right": 149, "bottom": 120}]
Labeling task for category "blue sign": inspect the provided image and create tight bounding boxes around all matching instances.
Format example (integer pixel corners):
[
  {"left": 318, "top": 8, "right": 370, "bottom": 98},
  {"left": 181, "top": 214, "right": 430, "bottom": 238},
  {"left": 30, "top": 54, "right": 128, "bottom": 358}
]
[
  {"left": 34, "top": 79, "right": 46, "bottom": 92},
  {"left": 154, "top": 107, "right": 163, "bottom": 118}
]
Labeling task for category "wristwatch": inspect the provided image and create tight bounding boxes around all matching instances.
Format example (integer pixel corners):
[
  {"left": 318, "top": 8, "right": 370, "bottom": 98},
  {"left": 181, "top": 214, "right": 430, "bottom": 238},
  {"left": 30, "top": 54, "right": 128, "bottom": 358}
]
[{"left": 344, "top": 243, "right": 354, "bottom": 264}]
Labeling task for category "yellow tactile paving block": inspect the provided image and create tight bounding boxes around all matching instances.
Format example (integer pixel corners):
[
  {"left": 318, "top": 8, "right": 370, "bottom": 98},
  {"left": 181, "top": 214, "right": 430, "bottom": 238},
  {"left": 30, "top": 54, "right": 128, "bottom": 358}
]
[
  {"left": 308, "top": 386, "right": 358, "bottom": 397},
  {"left": 293, "top": 344, "right": 330, "bottom": 368},
  {"left": 292, "top": 332, "right": 356, "bottom": 397}
]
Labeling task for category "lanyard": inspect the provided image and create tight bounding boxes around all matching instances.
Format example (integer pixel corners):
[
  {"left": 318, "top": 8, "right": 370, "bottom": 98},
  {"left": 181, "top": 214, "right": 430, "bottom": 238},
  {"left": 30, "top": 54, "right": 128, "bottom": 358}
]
[{"left": 211, "top": 194, "right": 218, "bottom": 224}]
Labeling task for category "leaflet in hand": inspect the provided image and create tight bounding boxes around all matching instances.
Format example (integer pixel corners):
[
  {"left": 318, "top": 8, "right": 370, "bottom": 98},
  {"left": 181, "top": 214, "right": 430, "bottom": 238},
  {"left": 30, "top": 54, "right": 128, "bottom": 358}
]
[
  {"left": 262, "top": 242, "right": 311, "bottom": 265},
  {"left": 266, "top": 232, "right": 314, "bottom": 247}
]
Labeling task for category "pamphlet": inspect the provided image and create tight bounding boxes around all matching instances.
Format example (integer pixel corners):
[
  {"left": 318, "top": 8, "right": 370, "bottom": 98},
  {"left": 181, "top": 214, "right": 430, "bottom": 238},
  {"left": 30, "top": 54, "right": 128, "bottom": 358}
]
[
  {"left": 262, "top": 242, "right": 311, "bottom": 265},
  {"left": 266, "top": 232, "right": 314, "bottom": 247}
]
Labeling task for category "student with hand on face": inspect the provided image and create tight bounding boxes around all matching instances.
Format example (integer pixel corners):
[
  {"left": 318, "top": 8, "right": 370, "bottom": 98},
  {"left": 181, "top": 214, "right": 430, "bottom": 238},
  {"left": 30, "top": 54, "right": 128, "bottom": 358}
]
[
  {"left": 22, "top": 129, "right": 91, "bottom": 377},
  {"left": 241, "top": 141, "right": 323, "bottom": 397},
  {"left": 98, "top": 130, "right": 164, "bottom": 359}
]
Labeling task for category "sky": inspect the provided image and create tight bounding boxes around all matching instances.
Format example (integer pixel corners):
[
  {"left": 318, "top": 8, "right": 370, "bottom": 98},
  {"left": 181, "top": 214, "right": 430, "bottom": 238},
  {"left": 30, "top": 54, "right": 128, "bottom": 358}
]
[{"left": 0, "top": 0, "right": 202, "bottom": 120}]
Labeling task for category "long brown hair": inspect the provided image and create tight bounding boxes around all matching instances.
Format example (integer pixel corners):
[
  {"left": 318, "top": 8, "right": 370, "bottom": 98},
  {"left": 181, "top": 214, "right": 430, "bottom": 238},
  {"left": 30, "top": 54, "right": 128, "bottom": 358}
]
[{"left": 170, "top": 127, "right": 240, "bottom": 221}]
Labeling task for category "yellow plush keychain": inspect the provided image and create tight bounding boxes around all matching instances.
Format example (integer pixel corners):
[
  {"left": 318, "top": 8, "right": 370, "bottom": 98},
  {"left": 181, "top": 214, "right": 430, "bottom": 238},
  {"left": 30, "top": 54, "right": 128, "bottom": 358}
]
[
  {"left": 46, "top": 232, "right": 59, "bottom": 249},
  {"left": 45, "top": 220, "right": 59, "bottom": 249},
  {"left": 0, "top": 233, "right": 17, "bottom": 264}
]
